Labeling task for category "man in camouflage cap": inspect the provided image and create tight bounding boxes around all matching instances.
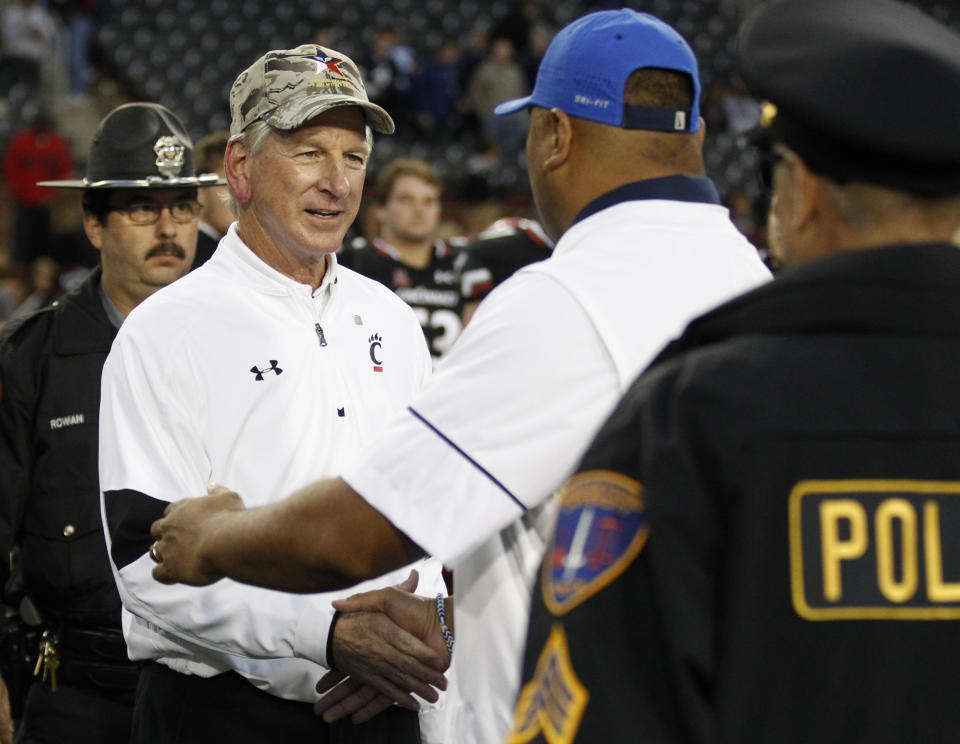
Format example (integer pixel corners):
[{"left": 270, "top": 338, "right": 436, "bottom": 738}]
[{"left": 97, "top": 45, "right": 448, "bottom": 744}]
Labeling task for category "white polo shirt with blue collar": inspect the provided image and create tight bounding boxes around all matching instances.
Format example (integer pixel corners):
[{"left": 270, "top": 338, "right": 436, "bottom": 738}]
[{"left": 342, "top": 175, "right": 773, "bottom": 743}]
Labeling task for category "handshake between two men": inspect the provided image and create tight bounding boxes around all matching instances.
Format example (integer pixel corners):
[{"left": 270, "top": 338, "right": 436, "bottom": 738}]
[{"left": 148, "top": 484, "right": 454, "bottom": 725}]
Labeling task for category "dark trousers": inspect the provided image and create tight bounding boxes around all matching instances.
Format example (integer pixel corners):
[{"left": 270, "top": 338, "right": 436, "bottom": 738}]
[
  {"left": 16, "top": 681, "right": 134, "bottom": 744},
  {"left": 131, "top": 661, "right": 421, "bottom": 744}
]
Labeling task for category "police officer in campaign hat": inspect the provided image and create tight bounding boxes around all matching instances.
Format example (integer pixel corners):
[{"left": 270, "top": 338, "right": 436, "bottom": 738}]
[
  {"left": 0, "top": 102, "right": 224, "bottom": 743},
  {"left": 512, "top": 0, "right": 960, "bottom": 741}
]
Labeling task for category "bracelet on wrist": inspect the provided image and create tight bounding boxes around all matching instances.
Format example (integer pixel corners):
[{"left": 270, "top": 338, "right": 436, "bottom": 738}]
[{"left": 435, "top": 593, "right": 454, "bottom": 655}]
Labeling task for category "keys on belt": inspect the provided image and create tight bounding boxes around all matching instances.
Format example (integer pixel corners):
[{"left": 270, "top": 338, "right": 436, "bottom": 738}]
[{"left": 32, "top": 630, "right": 59, "bottom": 691}]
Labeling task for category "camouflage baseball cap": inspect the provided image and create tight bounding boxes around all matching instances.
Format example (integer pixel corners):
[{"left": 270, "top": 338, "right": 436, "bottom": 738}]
[{"left": 229, "top": 44, "right": 395, "bottom": 136}]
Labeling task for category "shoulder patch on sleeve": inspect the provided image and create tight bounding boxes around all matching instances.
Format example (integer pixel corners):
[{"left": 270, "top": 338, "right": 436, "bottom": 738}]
[
  {"left": 507, "top": 623, "right": 589, "bottom": 744},
  {"left": 543, "top": 469, "right": 648, "bottom": 615}
]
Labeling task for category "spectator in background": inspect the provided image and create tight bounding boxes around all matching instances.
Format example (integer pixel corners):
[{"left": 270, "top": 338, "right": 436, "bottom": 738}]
[
  {"left": 0, "top": 270, "right": 23, "bottom": 330},
  {"left": 457, "top": 25, "right": 490, "bottom": 98},
  {"left": 519, "top": 21, "right": 554, "bottom": 88},
  {"left": 52, "top": 0, "right": 100, "bottom": 97},
  {"left": 342, "top": 158, "right": 464, "bottom": 361},
  {"left": 467, "top": 37, "right": 528, "bottom": 160},
  {"left": 410, "top": 40, "right": 461, "bottom": 142},
  {"left": 457, "top": 26, "right": 489, "bottom": 98},
  {"left": 455, "top": 26, "right": 489, "bottom": 142},
  {"left": 489, "top": 0, "right": 540, "bottom": 63},
  {"left": 10, "top": 254, "right": 61, "bottom": 318},
  {"left": 358, "top": 29, "right": 416, "bottom": 137},
  {"left": 310, "top": 20, "right": 336, "bottom": 51},
  {"left": 720, "top": 74, "right": 761, "bottom": 135},
  {"left": 3, "top": 109, "right": 74, "bottom": 274},
  {"left": 0, "top": 0, "right": 59, "bottom": 96},
  {"left": 191, "top": 130, "right": 231, "bottom": 267}
]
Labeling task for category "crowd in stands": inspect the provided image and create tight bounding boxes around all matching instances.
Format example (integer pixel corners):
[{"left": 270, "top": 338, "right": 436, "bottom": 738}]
[{"left": 0, "top": 0, "right": 956, "bottom": 328}]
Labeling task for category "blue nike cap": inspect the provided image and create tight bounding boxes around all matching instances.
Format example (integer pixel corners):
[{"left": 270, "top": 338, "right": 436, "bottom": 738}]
[{"left": 494, "top": 8, "right": 701, "bottom": 133}]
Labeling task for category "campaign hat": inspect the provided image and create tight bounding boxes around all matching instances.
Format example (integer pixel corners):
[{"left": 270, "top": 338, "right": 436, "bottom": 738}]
[
  {"left": 229, "top": 44, "right": 394, "bottom": 136},
  {"left": 739, "top": 0, "right": 960, "bottom": 195},
  {"left": 494, "top": 9, "right": 701, "bottom": 133},
  {"left": 39, "top": 102, "right": 224, "bottom": 189}
]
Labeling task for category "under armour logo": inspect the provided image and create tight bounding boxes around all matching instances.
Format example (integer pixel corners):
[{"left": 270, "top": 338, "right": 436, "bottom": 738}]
[{"left": 250, "top": 360, "right": 283, "bottom": 381}]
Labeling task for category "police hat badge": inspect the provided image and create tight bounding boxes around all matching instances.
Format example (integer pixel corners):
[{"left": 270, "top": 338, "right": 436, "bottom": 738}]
[{"left": 39, "top": 102, "right": 225, "bottom": 189}]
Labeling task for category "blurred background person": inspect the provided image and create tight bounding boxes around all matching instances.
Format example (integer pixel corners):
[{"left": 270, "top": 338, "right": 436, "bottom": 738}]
[
  {"left": 0, "top": 0, "right": 59, "bottom": 101},
  {"left": 466, "top": 36, "right": 528, "bottom": 163},
  {"left": 2, "top": 109, "right": 73, "bottom": 279}
]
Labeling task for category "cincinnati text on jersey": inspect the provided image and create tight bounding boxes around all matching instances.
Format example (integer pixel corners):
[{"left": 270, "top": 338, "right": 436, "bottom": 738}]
[{"left": 789, "top": 479, "right": 960, "bottom": 620}]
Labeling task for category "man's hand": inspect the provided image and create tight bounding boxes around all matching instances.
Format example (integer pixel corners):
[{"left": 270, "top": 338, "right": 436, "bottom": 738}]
[
  {"left": 314, "top": 570, "right": 451, "bottom": 723},
  {"left": 150, "top": 485, "right": 244, "bottom": 585},
  {"left": 0, "top": 671, "right": 13, "bottom": 744},
  {"left": 315, "top": 673, "right": 397, "bottom": 724}
]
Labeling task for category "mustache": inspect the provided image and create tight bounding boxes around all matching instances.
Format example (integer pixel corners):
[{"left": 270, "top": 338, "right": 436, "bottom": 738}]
[{"left": 146, "top": 242, "right": 187, "bottom": 260}]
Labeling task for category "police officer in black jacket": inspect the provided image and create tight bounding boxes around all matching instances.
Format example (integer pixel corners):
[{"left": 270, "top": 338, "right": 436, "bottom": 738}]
[
  {"left": 512, "top": 1, "right": 960, "bottom": 742},
  {"left": 0, "top": 103, "right": 224, "bottom": 744}
]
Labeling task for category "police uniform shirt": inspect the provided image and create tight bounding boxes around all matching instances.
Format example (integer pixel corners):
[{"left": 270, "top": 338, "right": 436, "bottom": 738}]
[
  {"left": 0, "top": 267, "right": 119, "bottom": 626},
  {"left": 341, "top": 175, "right": 772, "bottom": 743},
  {"left": 515, "top": 242, "right": 960, "bottom": 743},
  {"left": 98, "top": 224, "right": 447, "bottom": 704},
  {"left": 342, "top": 237, "right": 464, "bottom": 360}
]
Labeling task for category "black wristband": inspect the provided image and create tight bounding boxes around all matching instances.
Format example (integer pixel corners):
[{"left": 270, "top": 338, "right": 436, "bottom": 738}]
[{"left": 326, "top": 610, "right": 342, "bottom": 672}]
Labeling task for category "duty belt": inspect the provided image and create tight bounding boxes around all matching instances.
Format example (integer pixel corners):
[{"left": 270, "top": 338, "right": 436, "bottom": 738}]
[{"left": 34, "top": 626, "right": 138, "bottom": 692}]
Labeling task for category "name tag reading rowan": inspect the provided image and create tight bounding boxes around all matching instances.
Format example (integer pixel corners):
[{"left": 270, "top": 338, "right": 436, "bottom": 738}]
[{"left": 789, "top": 479, "right": 960, "bottom": 620}]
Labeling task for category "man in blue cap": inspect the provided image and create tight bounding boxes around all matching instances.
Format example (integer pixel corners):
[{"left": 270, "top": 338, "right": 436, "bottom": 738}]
[
  {"left": 513, "top": 0, "right": 960, "bottom": 741},
  {"left": 145, "top": 10, "right": 770, "bottom": 742}
]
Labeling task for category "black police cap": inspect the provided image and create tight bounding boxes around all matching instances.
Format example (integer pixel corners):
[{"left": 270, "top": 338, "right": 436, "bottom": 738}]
[
  {"left": 739, "top": 0, "right": 960, "bottom": 195},
  {"left": 39, "top": 102, "right": 224, "bottom": 189}
]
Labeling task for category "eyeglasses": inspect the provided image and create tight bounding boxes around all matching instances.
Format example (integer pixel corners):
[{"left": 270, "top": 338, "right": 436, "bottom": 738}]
[
  {"left": 756, "top": 148, "right": 786, "bottom": 191},
  {"left": 111, "top": 200, "right": 202, "bottom": 225}
]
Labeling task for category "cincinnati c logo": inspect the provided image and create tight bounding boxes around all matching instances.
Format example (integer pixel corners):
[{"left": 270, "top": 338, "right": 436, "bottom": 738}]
[{"left": 368, "top": 333, "right": 383, "bottom": 372}]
